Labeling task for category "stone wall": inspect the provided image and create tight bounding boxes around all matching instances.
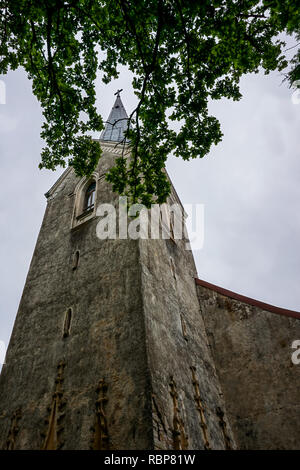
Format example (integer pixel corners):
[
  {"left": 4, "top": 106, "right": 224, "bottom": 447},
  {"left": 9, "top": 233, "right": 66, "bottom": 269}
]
[
  {"left": 0, "top": 142, "right": 235, "bottom": 450},
  {"left": 196, "top": 281, "right": 300, "bottom": 449},
  {"left": 140, "top": 234, "right": 236, "bottom": 449},
  {"left": 0, "top": 145, "right": 152, "bottom": 450}
]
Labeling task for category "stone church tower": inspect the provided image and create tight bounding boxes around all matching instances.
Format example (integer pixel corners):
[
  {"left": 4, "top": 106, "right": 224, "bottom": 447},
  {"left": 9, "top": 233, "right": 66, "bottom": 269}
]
[
  {"left": 0, "top": 94, "right": 236, "bottom": 450},
  {"left": 2, "top": 94, "right": 299, "bottom": 451}
]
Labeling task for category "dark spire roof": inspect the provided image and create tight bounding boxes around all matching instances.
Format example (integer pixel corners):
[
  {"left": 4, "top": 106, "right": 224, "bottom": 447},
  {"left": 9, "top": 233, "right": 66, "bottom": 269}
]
[{"left": 100, "top": 92, "right": 130, "bottom": 142}]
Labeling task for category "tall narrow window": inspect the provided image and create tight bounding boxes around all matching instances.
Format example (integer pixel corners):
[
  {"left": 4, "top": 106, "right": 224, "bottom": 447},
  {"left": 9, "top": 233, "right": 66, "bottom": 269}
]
[
  {"left": 84, "top": 181, "right": 96, "bottom": 212},
  {"left": 170, "top": 212, "right": 175, "bottom": 242},
  {"left": 170, "top": 257, "right": 176, "bottom": 280},
  {"left": 63, "top": 308, "right": 72, "bottom": 338},
  {"left": 72, "top": 250, "right": 80, "bottom": 271},
  {"left": 180, "top": 314, "right": 188, "bottom": 341}
]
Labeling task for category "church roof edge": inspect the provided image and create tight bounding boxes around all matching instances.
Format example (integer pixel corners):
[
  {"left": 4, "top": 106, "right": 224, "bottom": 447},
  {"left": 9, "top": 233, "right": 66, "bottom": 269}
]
[{"left": 195, "top": 278, "right": 300, "bottom": 319}]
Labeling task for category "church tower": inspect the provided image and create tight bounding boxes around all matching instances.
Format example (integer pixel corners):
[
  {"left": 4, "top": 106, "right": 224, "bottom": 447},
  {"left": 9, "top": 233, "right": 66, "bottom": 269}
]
[{"left": 0, "top": 94, "right": 235, "bottom": 450}]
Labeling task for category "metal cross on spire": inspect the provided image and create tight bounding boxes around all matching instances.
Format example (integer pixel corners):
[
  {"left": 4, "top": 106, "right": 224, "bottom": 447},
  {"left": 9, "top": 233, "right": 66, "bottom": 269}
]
[{"left": 114, "top": 89, "right": 123, "bottom": 97}]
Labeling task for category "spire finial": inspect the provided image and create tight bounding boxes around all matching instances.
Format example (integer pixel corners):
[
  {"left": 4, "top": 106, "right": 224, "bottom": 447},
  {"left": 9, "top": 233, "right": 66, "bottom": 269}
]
[{"left": 114, "top": 88, "right": 123, "bottom": 97}]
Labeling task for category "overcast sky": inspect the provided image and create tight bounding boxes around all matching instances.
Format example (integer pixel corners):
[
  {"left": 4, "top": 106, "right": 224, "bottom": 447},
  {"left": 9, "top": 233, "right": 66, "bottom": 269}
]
[{"left": 1, "top": 47, "right": 300, "bottom": 352}]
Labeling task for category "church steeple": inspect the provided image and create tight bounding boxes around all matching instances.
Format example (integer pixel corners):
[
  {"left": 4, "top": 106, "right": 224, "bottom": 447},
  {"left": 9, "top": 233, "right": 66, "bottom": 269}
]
[
  {"left": 0, "top": 91, "right": 236, "bottom": 451},
  {"left": 100, "top": 90, "right": 130, "bottom": 142}
]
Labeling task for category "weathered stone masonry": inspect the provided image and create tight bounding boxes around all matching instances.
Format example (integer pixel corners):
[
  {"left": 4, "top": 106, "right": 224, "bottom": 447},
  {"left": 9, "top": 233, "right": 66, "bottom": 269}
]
[
  {"left": 0, "top": 136, "right": 235, "bottom": 450},
  {"left": 196, "top": 279, "right": 300, "bottom": 450},
  {"left": 1, "top": 94, "right": 298, "bottom": 449}
]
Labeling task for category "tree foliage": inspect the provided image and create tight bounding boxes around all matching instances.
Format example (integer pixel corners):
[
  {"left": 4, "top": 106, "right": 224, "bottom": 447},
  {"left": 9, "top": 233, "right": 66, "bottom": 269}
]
[{"left": 0, "top": 0, "right": 298, "bottom": 205}]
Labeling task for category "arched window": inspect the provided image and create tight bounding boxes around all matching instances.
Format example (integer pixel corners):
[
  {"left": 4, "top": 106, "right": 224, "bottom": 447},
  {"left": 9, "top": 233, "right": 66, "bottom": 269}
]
[
  {"left": 84, "top": 181, "right": 96, "bottom": 212},
  {"left": 72, "top": 173, "right": 99, "bottom": 228}
]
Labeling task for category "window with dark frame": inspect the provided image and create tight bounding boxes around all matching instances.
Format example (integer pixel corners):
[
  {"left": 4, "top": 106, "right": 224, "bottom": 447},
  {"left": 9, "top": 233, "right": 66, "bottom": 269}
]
[{"left": 84, "top": 181, "right": 96, "bottom": 212}]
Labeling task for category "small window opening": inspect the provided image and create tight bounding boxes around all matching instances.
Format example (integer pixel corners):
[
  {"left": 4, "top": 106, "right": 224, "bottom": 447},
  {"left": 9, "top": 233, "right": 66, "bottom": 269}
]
[
  {"left": 170, "top": 212, "right": 175, "bottom": 242},
  {"left": 180, "top": 314, "right": 188, "bottom": 341},
  {"left": 170, "top": 257, "right": 176, "bottom": 280},
  {"left": 63, "top": 308, "right": 72, "bottom": 338},
  {"left": 72, "top": 251, "right": 80, "bottom": 271}
]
